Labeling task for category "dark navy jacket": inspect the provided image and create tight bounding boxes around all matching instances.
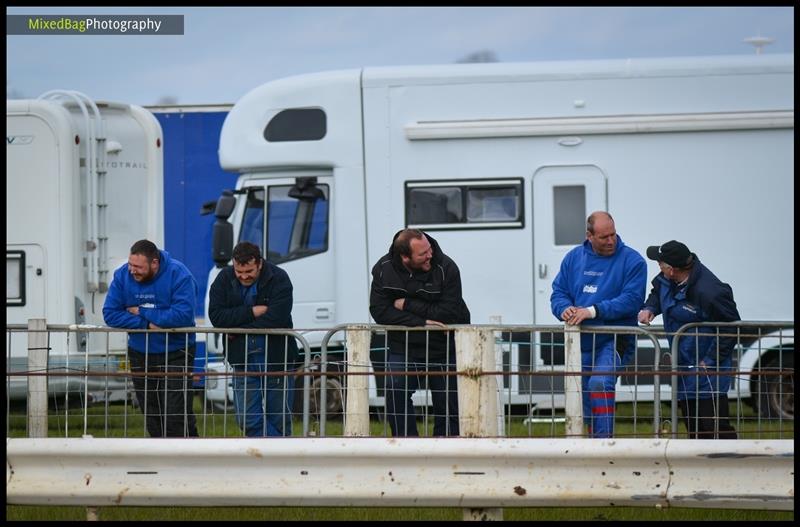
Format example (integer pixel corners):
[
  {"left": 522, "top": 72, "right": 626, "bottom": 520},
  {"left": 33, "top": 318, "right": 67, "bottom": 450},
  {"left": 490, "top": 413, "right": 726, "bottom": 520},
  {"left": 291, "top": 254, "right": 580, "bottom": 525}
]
[
  {"left": 369, "top": 231, "right": 470, "bottom": 360},
  {"left": 642, "top": 257, "right": 740, "bottom": 399},
  {"left": 208, "top": 258, "right": 298, "bottom": 369},
  {"left": 103, "top": 250, "right": 197, "bottom": 353}
]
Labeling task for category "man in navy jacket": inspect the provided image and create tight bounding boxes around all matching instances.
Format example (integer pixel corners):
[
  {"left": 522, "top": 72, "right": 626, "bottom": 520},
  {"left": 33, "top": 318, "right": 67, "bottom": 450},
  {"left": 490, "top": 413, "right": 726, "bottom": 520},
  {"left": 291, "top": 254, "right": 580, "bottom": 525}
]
[
  {"left": 209, "top": 241, "right": 298, "bottom": 437},
  {"left": 638, "top": 240, "right": 739, "bottom": 439},
  {"left": 103, "top": 239, "right": 198, "bottom": 437},
  {"left": 551, "top": 212, "right": 646, "bottom": 438}
]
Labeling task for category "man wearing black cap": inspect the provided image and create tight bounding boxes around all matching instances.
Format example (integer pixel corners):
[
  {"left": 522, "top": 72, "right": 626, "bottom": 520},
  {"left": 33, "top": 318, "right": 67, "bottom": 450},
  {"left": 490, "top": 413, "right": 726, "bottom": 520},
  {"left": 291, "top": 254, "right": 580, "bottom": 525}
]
[
  {"left": 639, "top": 240, "right": 739, "bottom": 439},
  {"left": 551, "top": 211, "right": 647, "bottom": 439}
]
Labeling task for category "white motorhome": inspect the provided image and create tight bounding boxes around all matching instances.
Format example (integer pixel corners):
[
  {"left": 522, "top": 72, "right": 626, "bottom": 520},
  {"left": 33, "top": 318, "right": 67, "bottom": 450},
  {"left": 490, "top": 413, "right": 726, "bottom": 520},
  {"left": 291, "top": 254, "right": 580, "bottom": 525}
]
[
  {"left": 6, "top": 91, "right": 164, "bottom": 400},
  {"left": 204, "top": 54, "right": 794, "bottom": 416}
]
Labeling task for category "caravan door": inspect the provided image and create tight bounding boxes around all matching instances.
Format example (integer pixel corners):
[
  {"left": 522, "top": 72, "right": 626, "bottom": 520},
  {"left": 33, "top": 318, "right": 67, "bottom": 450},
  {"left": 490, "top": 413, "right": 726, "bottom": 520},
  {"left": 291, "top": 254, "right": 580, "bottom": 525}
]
[{"left": 532, "top": 165, "right": 607, "bottom": 323}]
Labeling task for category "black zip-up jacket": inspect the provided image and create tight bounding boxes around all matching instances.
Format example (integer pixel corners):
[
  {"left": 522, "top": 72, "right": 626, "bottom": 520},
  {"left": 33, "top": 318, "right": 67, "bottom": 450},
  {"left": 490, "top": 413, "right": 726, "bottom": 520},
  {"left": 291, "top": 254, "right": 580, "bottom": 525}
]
[
  {"left": 208, "top": 258, "right": 298, "bottom": 369},
  {"left": 369, "top": 231, "right": 471, "bottom": 360}
]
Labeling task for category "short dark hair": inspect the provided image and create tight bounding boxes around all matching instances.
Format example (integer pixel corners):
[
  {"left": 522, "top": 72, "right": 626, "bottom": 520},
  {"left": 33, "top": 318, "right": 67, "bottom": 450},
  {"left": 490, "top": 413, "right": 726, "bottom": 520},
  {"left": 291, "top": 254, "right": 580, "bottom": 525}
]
[
  {"left": 129, "top": 239, "right": 160, "bottom": 261},
  {"left": 232, "top": 241, "right": 262, "bottom": 265},
  {"left": 586, "top": 211, "right": 614, "bottom": 235},
  {"left": 393, "top": 229, "right": 425, "bottom": 257}
]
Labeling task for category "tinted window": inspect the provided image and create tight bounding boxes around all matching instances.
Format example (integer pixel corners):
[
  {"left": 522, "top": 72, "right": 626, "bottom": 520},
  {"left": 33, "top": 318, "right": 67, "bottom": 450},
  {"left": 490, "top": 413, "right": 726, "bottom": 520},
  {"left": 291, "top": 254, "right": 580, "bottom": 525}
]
[
  {"left": 7, "top": 251, "right": 26, "bottom": 306},
  {"left": 264, "top": 108, "right": 326, "bottom": 142},
  {"left": 407, "top": 187, "right": 463, "bottom": 224},
  {"left": 406, "top": 179, "right": 523, "bottom": 230}
]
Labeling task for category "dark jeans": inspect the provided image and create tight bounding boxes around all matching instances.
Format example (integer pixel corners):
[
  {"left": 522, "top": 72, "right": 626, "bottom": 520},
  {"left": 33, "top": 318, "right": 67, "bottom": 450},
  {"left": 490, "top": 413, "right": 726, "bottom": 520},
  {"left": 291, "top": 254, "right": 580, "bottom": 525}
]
[
  {"left": 678, "top": 395, "right": 738, "bottom": 439},
  {"left": 129, "top": 347, "right": 199, "bottom": 438},
  {"left": 385, "top": 350, "right": 460, "bottom": 437}
]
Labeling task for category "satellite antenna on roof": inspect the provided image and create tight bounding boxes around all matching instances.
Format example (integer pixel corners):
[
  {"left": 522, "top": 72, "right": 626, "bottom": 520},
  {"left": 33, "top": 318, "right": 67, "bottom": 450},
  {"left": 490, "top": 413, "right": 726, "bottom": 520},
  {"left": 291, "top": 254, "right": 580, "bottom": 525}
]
[{"left": 743, "top": 31, "right": 775, "bottom": 55}]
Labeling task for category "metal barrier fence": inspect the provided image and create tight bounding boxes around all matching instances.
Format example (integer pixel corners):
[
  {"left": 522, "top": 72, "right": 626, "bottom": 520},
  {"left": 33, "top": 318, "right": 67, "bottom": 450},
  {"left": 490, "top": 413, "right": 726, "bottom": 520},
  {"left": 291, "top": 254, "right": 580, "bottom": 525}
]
[
  {"left": 6, "top": 320, "right": 794, "bottom": 514},
  {"left": 6, "top": 320, "right": 794, "bottom": 440},
  {"left": 7, "top": 437, "right": 793, "bottom": 511}
]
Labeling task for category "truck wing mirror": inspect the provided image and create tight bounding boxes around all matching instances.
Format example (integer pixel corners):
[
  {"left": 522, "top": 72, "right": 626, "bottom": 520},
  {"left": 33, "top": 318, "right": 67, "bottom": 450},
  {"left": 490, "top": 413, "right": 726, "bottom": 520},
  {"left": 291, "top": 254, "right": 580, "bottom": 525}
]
[
  {"left": 212, "top": 221, "right": 233, "bottom": 267},
  {"left": 214, "top": 191, "right": 237, "bottom": 220},
  {"left": 211, "top": 190, "right": 236, "bottom": 267},
  {"left": 200, "top": 200, "right": 217, "bottom": 216}
]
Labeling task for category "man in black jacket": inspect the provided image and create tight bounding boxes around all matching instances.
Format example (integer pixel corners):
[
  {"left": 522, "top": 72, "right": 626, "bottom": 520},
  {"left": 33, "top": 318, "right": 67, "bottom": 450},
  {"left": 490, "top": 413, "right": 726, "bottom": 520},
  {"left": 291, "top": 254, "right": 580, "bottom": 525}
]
[
  {"left": 370, "top": 229, "right": 471, "bottom": 437},
  {"left": 208, "top": 242, "right": 298, "bottom": 437}
]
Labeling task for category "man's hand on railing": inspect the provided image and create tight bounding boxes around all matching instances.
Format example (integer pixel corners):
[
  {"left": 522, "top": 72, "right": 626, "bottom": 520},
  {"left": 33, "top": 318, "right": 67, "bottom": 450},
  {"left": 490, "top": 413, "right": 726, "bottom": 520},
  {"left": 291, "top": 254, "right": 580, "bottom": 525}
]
[{"left": 638, "top": 309, "right": 655, "bottom": 325}]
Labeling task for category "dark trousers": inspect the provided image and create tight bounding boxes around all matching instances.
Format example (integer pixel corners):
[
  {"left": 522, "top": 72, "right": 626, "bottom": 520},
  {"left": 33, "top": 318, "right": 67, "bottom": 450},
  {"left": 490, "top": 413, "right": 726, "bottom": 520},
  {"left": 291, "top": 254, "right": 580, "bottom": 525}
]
[
  {"left": 678, "top": 395, "right": 738, "bottom": 439},
  {"left": 129, "top": 347, "right": 199, "bottom": 438},
  {"left": 385, "top": 350, "right": 460, "bottom": 437}
]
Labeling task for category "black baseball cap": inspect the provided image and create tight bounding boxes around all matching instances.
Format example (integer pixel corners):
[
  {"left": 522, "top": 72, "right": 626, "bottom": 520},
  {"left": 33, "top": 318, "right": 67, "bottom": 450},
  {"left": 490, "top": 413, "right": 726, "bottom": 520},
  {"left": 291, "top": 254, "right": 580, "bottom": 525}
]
[{"left": 646, "top": 240, "right": 694, "bottom": 268}]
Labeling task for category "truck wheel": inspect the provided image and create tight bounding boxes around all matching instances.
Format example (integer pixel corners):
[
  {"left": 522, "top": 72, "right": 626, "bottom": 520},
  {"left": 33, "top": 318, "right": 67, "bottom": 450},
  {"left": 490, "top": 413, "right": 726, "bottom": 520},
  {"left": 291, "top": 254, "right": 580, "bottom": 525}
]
[
  {"left": 310, "top": 377, "right": 344, "bottom": 416},
  {"left": 754, "top": 353, "right": 794, "bottom": 420}
]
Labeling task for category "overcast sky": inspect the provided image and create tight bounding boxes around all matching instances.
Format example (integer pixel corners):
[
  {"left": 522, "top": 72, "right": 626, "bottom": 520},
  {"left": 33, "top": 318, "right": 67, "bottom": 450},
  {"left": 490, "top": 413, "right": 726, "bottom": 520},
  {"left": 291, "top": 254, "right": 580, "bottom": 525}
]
[{"left": 6, "top": 6, "right": 794, "bottom": 106}]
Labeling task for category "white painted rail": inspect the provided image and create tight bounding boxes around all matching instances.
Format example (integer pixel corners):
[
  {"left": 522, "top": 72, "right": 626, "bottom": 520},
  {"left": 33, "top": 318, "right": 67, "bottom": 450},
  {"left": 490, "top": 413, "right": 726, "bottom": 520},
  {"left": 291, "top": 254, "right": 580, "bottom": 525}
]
[{"left": 6, "top": 438, "right": 793, "bottom": 510}]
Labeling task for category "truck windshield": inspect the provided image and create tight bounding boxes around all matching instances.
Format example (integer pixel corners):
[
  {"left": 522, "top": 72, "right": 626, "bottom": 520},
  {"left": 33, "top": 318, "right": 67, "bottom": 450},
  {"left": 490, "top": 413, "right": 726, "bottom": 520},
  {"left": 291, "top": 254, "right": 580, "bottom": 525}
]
[{"left": 239, "top": 184, "right": 329, "bottom": 264}]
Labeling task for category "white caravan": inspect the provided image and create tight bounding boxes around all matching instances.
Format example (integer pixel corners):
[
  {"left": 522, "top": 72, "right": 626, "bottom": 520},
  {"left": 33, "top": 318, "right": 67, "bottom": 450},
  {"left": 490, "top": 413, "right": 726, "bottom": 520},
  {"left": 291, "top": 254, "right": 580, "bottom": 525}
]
[
  {"left": 6, "top": 91, "right": 164, "bottom": 400},
  {"left": 204, "top": 54, "right": 794, "bottom": 416}
]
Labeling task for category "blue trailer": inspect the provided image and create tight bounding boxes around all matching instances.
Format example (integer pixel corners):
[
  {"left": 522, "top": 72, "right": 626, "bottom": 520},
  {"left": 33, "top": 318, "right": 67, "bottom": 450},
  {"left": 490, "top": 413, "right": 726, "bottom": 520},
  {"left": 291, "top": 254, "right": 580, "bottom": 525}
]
[{"left": 149, "top": 105, "right": 237, "bottom": 390}]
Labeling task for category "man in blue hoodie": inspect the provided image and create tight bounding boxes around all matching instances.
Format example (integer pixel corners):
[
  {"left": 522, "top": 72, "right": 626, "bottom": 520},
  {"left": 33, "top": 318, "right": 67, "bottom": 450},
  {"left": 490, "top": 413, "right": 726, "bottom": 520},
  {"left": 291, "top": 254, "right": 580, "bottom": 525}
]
[
  {"left": 103, "top": 239, "right": 198, "bottom": 437},
  {"left": 550, "top": 212, "right": 646, "bottom": 438}
]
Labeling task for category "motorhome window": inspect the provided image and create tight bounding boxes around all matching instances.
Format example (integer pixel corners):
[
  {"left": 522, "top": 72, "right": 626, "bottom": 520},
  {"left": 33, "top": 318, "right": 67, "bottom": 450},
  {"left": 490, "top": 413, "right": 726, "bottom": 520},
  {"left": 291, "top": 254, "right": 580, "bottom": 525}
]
[
  {"left": 7, "top": 251, "right": 25, "bottom": 306},
  {"left": 263, "top": 108, "right": 326, "bottom": 142},
  {"left": 266, "top": 184, "right": 329, "bottom": 264},
  {"left": 406, "top": 179, "right": 523, "bottom": 230},
  {"left": 239, "top": 189, "right": 266, "bottom": 254},
  {"left": 467, "top": 187, "right": 519, "bottom": 222},
  {"left": 407, "top": 187, "right": 463, "bottom": 224},
  {"left": 553, "top": 185, "right": 586, "bottom": 245}
]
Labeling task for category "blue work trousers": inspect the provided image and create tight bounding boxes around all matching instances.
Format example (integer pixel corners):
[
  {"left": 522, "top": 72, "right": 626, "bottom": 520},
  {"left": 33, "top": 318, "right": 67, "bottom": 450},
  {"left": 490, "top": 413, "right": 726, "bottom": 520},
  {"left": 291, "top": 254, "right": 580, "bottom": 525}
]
[
  {"left": 581, "top": 341, "right": 620, "bottom": 438},
  {"left": 231, "top": 350, "right": 294, "bottom": 437}
]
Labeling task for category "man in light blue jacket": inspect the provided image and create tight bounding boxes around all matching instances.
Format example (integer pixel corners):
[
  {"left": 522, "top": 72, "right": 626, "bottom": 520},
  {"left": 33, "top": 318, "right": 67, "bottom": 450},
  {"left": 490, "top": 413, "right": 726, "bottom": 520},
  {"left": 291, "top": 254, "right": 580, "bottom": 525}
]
[
  {"left": 103, "top": 239, "right": 198, "bottom": 437},
  {"left": 550, "top": 212, "right": 646, "bottom": 438}
]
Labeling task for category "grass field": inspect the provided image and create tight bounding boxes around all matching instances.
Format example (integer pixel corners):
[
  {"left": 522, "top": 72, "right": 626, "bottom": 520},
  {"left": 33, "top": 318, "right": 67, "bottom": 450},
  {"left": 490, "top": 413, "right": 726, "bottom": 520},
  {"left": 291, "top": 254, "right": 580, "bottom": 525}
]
[{"left": 6, "top": 396, "right": 793, "bottom": 440}]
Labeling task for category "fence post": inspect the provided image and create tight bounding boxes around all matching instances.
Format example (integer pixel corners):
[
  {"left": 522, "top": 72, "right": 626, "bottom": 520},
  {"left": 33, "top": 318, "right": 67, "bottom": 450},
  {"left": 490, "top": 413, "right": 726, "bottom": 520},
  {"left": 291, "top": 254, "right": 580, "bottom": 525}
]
[
  {"left": 456, "top": 326, "right": 503, "bottom": 521},
  {"left": 564, "top": 324, "right": 583, "bottom": 438},
  {"left": 344, "top": 325, "right": 370, "bottom": 437},
  {"left": 27, "top": 318, "right": 48, "bottom": 438},
  {"left": 488, "top": 316, "right": 507, "bottom": 437}
]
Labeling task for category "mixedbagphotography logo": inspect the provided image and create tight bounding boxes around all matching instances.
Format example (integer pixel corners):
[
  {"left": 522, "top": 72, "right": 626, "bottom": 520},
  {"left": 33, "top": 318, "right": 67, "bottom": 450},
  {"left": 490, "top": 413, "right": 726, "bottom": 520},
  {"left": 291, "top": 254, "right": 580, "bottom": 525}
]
[{"left": 7, "top": 14, "right": 184, "bottom": 35}]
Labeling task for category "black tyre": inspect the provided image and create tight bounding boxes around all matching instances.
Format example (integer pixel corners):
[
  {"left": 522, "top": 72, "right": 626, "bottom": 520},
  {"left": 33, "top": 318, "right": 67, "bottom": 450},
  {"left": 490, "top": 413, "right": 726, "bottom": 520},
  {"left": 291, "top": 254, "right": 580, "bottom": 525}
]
[
  {"left": 754, "top": 352, "right": 794, "bottom": 420},
  {"left": 310, "top": 377, "right": 345, "bottom": 417}
]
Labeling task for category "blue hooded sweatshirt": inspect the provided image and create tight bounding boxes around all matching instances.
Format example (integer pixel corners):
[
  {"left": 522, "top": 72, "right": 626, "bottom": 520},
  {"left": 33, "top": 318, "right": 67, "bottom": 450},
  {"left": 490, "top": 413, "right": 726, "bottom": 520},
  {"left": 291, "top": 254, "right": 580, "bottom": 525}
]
[
  {"left": 103, "top": 250, "right": 197, "bottom": 353},
  {"left": 550, "top": 236, "right": 646, "bottom": 354}
]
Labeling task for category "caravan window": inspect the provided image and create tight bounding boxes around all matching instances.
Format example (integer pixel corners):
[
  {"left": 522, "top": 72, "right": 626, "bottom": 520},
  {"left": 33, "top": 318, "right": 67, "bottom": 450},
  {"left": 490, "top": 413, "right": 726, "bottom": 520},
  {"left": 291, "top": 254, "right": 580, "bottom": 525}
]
[
  {"left": 405, "top": 179, "right": 523, "bottom": 230},
  {"left": 7, "top": 251, "right": 25, "bottom": 306},
  {"left": 238, "top": 184, "right": 329, "bottom": 264}
]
